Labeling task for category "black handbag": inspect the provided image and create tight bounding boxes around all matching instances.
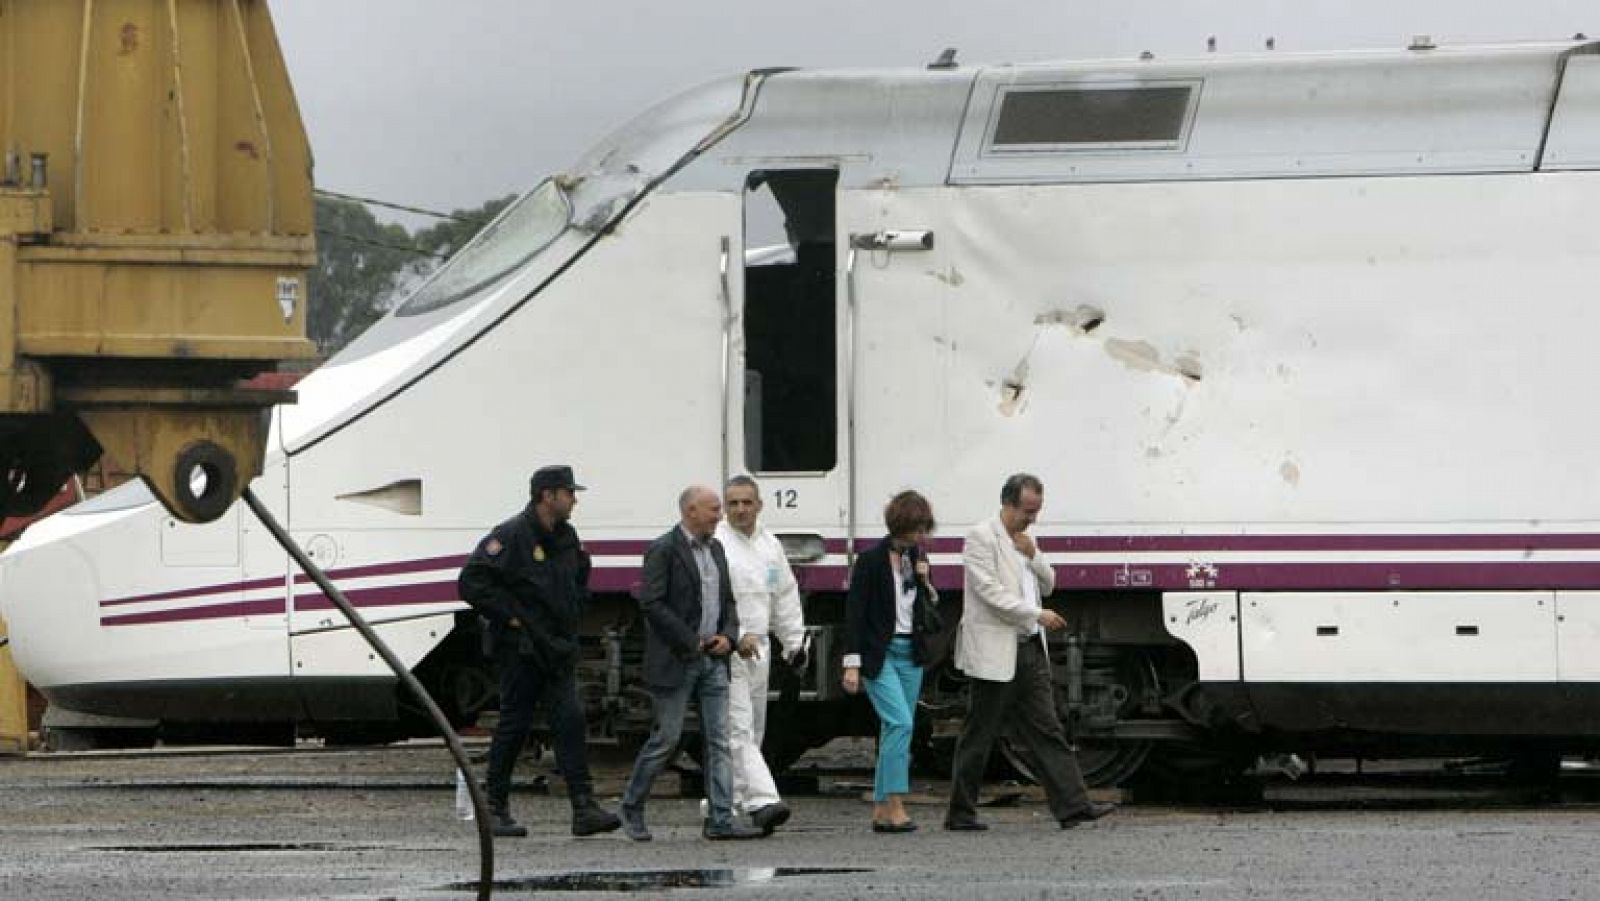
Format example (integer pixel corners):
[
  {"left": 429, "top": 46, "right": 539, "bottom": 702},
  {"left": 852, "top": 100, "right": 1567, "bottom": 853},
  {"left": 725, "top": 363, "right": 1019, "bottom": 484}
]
[{"left": 907, "top": 546, "right": 944, "bottom": 636}]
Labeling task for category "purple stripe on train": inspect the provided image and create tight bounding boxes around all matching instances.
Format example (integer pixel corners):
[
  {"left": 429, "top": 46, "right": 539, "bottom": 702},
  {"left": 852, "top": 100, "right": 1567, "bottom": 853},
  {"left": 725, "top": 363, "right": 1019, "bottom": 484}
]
[
  {"left": 100, "top": 598, "right": 287, "bottom": 627},
  {"left": 101, "top": 559, "right": 1600, "bottom": 628},
  {"left": 104, "top": 530, "right": 1600, "bottom": 610}
]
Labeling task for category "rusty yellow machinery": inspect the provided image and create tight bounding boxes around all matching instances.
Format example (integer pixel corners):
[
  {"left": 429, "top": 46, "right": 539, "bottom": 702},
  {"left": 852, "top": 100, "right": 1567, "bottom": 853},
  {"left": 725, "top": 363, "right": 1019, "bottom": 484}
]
[
  {"left": 0, "top": 0, "right": 315, "bottom": 523},
  {"left": 0, "top": 613, "right": 24, "bottom": 754}
]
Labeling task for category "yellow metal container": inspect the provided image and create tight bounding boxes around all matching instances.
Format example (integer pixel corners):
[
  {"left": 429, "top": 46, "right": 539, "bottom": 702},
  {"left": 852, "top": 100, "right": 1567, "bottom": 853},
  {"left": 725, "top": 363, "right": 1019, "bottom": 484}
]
[
  {"left": 0, "top": 0, "right": 316, "bottom": 522},
  {"left": 0, "top": 613, "right": 27, "bottom": 754}
]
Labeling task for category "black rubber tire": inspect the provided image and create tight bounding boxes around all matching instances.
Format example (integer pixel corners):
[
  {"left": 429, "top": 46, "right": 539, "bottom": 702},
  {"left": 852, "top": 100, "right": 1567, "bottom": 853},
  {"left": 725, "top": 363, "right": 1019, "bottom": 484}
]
[{"left": 170, "top": 440, "right": 238, "bottom": 523}]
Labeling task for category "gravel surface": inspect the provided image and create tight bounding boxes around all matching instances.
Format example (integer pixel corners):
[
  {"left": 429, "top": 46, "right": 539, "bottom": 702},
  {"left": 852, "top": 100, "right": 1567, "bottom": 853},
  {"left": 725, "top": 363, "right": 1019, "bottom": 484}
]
[{"left": 1, "top": 741, "right": 1596, "bottom": 900}]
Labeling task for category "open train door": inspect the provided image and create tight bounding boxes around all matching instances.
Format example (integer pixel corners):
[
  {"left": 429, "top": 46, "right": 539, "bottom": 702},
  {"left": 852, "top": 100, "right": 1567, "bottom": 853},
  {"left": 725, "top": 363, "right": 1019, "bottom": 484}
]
[{"left": 731, "top": 168, "right": 846, "bottom": 585}]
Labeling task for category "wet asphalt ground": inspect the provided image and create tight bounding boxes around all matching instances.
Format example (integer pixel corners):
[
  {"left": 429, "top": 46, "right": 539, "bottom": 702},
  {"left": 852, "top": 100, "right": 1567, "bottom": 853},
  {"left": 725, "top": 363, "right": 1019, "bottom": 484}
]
[{"left": 2, "top": 740, "right": 1598, "bottom": 900}]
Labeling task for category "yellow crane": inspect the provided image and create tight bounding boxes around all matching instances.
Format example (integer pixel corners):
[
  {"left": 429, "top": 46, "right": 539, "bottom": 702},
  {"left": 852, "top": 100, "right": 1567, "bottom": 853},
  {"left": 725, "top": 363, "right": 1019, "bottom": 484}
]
[
  {"left": 0, "top": 11, "right": 495, "bottom": 893},
  {"left": 0, "top": 0, "right": 315, "bottom": 526}
]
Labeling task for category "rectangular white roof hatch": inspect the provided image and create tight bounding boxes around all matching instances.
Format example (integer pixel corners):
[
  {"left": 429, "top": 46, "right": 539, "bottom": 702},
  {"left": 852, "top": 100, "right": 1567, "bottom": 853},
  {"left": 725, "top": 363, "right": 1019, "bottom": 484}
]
[{"left": 950, "top": 48, "right": 1560, "bottom": 184}]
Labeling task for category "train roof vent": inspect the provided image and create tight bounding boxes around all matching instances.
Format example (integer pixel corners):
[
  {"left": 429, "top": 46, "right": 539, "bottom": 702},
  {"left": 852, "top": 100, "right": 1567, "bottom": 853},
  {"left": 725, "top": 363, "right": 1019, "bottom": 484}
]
[{"left": 989, "top": 83, "right": 1196, "bottom": 151}]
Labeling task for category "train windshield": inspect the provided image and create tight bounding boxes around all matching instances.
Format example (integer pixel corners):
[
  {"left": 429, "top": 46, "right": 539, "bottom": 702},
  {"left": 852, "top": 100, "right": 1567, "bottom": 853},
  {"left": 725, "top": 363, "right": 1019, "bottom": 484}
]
[{"left": 395, "top": 180, "right": 570, "bottom": 317}]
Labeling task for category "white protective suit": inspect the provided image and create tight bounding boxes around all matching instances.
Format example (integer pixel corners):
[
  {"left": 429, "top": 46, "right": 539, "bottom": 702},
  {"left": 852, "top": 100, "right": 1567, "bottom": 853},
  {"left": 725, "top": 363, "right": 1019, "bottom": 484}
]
[{"left": 715, "top": 520, "right": 807, "bottom": 812}]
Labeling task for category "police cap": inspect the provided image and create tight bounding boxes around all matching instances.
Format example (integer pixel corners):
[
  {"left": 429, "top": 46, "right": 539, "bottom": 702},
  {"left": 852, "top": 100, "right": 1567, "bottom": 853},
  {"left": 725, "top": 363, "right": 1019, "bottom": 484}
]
[{"left": 530, "top": 465, "right": 586, "bottom": 498}]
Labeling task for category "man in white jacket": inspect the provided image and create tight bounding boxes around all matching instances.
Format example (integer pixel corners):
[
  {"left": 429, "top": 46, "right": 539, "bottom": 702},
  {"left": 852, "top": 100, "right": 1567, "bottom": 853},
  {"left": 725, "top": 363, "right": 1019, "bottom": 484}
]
[
  {"left": 713, "top": 475, "right": 808, "bottom": 835},
  {"left": 944, "top": 473, "right": 1116, "bottom": 832}
]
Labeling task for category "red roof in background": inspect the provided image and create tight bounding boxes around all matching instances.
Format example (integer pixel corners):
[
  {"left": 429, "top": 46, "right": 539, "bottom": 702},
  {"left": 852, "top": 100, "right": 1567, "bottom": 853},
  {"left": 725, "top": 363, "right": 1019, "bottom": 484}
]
[
  {"left": 0, "top": 482, "right": 80, "bottom": 543},
  {"left": 239, "top": 371, "right": 306, "bottom": 392}
]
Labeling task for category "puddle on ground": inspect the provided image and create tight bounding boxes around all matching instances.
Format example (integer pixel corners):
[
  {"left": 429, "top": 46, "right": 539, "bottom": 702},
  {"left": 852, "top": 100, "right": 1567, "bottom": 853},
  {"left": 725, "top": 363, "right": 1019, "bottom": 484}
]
[
  {"left": 94, "top": 842, "right": 381, "bottom": 853},
  {"left": 442, "top": 867, "right": 870, "bottom": 893}
]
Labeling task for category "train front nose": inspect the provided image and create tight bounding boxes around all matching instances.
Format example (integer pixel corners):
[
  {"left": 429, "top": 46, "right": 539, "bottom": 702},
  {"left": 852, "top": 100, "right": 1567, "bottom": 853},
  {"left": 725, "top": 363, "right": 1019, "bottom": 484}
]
[{"left": 0, "top": 519, "right": 107, "bottom": 698}]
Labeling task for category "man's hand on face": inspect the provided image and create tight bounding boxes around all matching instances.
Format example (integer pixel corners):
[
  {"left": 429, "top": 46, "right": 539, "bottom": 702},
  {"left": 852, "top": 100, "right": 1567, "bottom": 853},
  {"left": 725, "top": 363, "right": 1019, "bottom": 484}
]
[
  {"left": 737, "top": 633, "right": 761, "bottom": 659},
  {"left": 1012, "top": 531, "right": 1037, "bottom": 559},
  {"left": 702, "top": 635, "right": 733, "bottom": 657}
]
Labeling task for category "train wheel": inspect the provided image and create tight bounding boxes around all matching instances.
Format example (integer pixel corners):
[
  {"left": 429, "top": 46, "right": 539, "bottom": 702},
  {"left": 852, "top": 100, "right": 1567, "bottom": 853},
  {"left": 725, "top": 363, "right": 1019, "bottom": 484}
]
[
  {"left": 430, "top": 662, "right": 497, "bottom": 728},
  {"left": 999, "top": 731, "right": 1153, "bottom": 789},
  {"left": 761, "top": 700, "right": 824, "bottom": 774},
  {"left": 998, "top": 644, "right": 1161, "bottom": 788},
  {"left": 1127, "top": 741, "right": 1262, "bottom": 804},
  {"left": 681, "top": 702, "right": 827, "bottom": 776}
]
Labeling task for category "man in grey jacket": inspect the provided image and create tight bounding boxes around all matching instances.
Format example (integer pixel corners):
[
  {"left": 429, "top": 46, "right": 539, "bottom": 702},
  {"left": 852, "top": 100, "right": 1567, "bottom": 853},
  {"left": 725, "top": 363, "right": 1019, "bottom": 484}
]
[
  {"left": 620, "top": 485, "right": 764, "bottom": 842},
  {"left": 944, "top": 473, "right": 1116, "bottom": 832}
]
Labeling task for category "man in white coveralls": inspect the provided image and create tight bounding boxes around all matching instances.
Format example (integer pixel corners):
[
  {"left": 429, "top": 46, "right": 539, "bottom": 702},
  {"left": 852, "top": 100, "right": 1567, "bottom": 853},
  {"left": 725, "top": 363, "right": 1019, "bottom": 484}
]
[{"left": 714, "top": 475, "right": 808, "bottom": 835}]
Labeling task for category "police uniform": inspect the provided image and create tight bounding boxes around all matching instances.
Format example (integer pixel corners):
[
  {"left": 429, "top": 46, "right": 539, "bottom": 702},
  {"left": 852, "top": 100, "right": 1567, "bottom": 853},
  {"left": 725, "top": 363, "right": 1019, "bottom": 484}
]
[{"left": 457, "top": 465, "right": 619, "bottom": 838}]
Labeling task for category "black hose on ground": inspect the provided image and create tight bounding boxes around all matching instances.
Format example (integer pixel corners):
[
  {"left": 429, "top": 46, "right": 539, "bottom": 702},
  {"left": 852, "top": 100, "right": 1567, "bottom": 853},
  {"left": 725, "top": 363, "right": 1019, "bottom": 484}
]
[{"left": 241, "top": 487, "right": 494, "bottom": 900}]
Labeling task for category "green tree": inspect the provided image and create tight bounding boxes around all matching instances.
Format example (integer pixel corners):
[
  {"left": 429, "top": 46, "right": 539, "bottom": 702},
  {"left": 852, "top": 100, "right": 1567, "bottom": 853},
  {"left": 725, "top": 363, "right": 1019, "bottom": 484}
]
[
  {"left": 307, "top": 197, "right": 416, "bottom": 354},
  {"left": 308, "top": 192, "right": 520, "bottom": 356},
  {"left": 410, "top": 194, "right": 515, "bottom": 260}
]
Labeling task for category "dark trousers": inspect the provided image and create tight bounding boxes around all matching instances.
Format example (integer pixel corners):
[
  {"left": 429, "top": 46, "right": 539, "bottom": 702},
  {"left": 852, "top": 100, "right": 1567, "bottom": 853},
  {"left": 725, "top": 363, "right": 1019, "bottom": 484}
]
[
  {"left": 485, "top": 644, "right": 592, "bottom": 809},
  {"left": 947, "top": 639, "right": 1090, "bottom": 823}
]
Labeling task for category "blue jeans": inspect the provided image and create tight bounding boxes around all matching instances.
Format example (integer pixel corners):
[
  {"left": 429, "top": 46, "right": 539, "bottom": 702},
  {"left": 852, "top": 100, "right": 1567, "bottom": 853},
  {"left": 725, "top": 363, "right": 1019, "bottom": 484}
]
[
  {"left": 622, "top": 655, "right": 735, "bottom": 828},
  {"left": 863, "top": 636, "right": 923, "bottom": 802}
]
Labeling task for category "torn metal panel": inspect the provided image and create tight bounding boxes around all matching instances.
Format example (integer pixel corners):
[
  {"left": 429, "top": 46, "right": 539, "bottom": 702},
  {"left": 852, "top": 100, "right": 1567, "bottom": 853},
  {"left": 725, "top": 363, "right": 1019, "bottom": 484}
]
[{"left": 843, "top": 169, "right": 1600, "bottom": 526}]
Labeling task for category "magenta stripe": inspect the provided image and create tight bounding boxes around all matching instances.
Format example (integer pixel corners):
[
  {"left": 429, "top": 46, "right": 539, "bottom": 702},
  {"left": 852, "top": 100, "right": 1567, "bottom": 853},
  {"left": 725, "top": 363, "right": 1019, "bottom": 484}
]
[
  {"left": 100, "top": 598, "right": 285, "bottom": 627},
  {"left": 107, "top": 532, "right": 1600, "bottom": 608},
  {"left": 290, "top": 553, "right": 467, "bottom": 585},
  {"left": 1037, "top": 533, "right": 1600, "bottom": 553},
  {"left": 1060, "top": 561, "right": 1600, "bottom": 591},
  {"left": 822, "top": 537, "right": 963, "bottom": 554},
  {"left": 584, "top": 540, "right": 652, "bottom": 556},
  {"left": 292, "top": 568, "right": 646, "bottom": 610},
  {"left": 809, "top": 561, "right": 1600, "bottom": 592},
  {"left": 101, "top": 575, "right": 285, "bottom": 608},
  {"left": 294, "top": 581, "right": 460, "bottom": 612},
  {"left": 101, "top": 559, "right": 1600, "bottom": 628},
  {"left": 828, "top": 533, "right": 1600, "bottom": 555},
  {"left": 104, "top": 554, "right": 473, "bottom": 608},
  {"left": 590, "top": 568, "right": 641, "bottom": 593}
]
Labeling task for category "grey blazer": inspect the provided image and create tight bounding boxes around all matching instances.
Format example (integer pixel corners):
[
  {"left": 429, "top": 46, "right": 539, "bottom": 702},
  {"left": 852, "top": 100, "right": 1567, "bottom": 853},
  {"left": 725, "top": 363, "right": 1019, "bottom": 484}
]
[{"left": 637, "top": 526, "right": 740, "bottom": 689}]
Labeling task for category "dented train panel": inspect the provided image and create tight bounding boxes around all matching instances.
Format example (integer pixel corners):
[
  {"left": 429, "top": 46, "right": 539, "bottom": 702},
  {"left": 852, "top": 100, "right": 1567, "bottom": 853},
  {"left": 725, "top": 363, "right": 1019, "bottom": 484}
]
[{"left": 6, "top": 42, "right": 1600, "bottom": 773}]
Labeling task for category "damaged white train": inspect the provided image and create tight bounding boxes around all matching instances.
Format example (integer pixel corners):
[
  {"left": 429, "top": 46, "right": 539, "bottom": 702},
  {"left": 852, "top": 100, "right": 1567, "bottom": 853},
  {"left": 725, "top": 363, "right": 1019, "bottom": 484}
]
[{"left": 7, "top": 39, "right": 1600, "bottom": 785}]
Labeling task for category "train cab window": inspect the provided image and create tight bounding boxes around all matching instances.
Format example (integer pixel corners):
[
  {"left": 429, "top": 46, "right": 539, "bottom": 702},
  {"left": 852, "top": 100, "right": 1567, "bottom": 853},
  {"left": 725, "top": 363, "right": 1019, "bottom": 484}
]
[
  {"left": 988, "top": 83, "right": 1197, "bottom": 152},
  {"left": 396, "top": 179, "right": 570, "bottom": 316},
  {"left": 742, "top": 169, "right": 838, "bottom": 473}
]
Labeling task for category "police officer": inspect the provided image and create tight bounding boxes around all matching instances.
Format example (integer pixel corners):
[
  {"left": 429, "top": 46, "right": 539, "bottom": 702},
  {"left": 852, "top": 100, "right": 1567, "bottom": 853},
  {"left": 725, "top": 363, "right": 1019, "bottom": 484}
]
[{"left": 458, "top": 465, "right": 621, "bottom": 838}]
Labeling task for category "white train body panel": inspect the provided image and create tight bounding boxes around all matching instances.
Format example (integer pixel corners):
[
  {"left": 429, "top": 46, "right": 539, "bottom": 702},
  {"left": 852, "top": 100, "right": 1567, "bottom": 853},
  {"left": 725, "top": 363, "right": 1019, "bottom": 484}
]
[{"left": 6, "top": 42, "right": 1600, "bottom": 745}]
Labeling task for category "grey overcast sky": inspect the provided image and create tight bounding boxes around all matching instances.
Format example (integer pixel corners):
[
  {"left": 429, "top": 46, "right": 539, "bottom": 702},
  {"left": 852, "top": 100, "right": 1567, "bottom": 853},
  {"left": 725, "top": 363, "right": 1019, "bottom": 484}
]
[{"left": 273, "top": 0, "right": 1591, "bottom": 223}]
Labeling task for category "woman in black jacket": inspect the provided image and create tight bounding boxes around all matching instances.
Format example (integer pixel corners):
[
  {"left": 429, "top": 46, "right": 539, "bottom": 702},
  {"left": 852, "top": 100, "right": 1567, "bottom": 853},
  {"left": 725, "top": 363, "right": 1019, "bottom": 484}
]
[{"left": 842, "top": 490, "right": 940, "bottom": 832}]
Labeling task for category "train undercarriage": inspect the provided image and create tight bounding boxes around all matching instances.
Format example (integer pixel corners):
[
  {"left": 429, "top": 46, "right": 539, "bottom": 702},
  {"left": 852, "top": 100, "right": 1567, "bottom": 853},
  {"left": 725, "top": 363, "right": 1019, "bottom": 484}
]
[{"left": 41, "top": 589, "right": 1594, "bottom": 800}]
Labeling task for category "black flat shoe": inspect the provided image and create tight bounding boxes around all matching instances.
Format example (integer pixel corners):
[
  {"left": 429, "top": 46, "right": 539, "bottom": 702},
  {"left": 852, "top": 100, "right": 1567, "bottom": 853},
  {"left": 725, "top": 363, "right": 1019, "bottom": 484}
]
[
  {"left": 703, "top": 819, "right": 765, "bottom": 841},
  {"left": 943, "top": 818, "right": 989, "bottom": 832},
  {"left": 750, "top": 802, "right": 792, "bottom": 836},
  {"left": 872, "top": 820, "right": 918, "bottom": 833},
  {"left": 1059, "top": 801, "right": 1117, "bottom": 828}
]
